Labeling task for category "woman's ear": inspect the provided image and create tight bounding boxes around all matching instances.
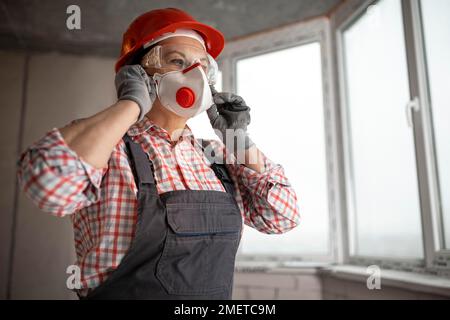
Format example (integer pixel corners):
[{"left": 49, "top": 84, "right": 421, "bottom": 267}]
[{"left": 141, "top": 65, "right": 156, "bottom": 76}]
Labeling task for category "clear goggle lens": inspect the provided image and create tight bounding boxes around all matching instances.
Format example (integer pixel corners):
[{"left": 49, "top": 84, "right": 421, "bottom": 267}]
[{"left": 141, "top": 44, "right": 218, "bottom": 85}]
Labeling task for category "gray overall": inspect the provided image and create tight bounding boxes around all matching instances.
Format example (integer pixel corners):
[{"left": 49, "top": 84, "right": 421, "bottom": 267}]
[{"left": 83, "top": 134, "right": 242, "bottom": 299}]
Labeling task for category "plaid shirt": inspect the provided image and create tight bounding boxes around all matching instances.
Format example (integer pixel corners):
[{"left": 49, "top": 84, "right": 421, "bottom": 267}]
[{"left": 17, "top": 116, "right": 300, "bottom": 293}]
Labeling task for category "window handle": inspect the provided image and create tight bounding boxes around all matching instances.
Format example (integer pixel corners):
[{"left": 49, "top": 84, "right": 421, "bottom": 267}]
[{"left": 405, "top": 97, "right": 420, "bottom": 128}]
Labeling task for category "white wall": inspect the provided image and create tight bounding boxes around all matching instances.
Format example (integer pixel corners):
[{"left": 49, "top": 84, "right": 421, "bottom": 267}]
[{"left": 232, "top": 270, "right": 322, "bottom": 300}]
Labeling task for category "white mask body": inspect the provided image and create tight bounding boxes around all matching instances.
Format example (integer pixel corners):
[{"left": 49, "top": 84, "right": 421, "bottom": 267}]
[{"left": 153, "top": 64, "right": 213, "bottom": 118}]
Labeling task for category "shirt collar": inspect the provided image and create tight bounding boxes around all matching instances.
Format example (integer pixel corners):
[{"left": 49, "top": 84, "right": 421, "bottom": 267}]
[{"left": 127, "top": 116, "right": 202, "bottom": 148}]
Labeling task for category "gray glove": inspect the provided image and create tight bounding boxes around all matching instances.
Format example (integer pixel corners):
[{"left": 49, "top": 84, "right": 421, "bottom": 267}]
[
  {"left": 115, "top": 64, "right": 156, "bottom": 122},
  {"left": 207, "top": 86, "right": 255, "bottom": 152}
]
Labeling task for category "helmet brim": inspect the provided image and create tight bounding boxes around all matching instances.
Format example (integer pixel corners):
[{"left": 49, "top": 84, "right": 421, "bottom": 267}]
[{"left": 115, "top": 21, "right": 225, "bottom": 73}]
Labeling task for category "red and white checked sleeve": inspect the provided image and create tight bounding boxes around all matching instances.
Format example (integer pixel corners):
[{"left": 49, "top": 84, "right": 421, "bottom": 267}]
[
  {"left": 206, "top": 140, "right": 301, "bottom": 234},
  {"left": 17, "top": 127, "right": 106, "bottom": 217},
  {"left": 229, "top": 157, "right": 301, "bottom": 234}
]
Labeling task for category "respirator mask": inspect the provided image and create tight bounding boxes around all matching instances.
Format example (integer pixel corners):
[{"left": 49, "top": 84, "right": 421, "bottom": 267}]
[{"left": 141, "top": 42, "right": 219, "bottom": 118}]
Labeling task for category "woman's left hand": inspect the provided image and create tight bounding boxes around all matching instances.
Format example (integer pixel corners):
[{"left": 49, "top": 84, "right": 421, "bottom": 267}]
[{"left": 206, "top": 86, "right": 255, "bottom": 152}]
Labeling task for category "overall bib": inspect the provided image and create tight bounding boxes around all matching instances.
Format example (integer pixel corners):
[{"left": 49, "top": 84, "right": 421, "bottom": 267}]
[{"left": 83, "top": 134, "right": 242, "bottom": 299}]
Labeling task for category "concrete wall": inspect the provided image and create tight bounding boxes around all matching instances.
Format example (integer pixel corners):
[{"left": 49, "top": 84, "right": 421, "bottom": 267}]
[
  {"left": 0, "top": 50, "right": 115, "bottom": 299},
  {"left": 0, "top": 51, "right": 25, "bottom": 300}
]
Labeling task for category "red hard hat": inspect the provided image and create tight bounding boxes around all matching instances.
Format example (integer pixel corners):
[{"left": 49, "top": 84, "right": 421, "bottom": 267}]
[{"left": 115, "top": 8, "right": 225, "bottom": 73}]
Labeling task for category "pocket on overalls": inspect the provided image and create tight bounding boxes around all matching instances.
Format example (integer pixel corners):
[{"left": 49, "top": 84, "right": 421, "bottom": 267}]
[{"left": 156, "top": 202, "right": 242, "bottom": 296}]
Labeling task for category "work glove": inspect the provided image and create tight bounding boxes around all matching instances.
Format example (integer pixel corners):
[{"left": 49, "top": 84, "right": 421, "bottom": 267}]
[
  {"left": 207, "top": 86, "right": 255, "bottom": 153},
  {"left": 115, "top": 64, "right": 156, "bottom": 122}
]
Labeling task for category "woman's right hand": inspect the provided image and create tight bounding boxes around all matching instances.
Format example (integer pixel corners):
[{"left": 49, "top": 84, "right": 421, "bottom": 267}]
[
  {"left": 115, "top": 64, "right": 157, "bottom": 122},
  {"left": 56, "top": 65, "right": 156, "bottom": 169}
]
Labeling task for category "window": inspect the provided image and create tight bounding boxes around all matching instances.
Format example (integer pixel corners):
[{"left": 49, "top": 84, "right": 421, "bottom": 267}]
[
  {"left": 201, "top": 0, "right": 450, "bottom": 272},
  {"left": 420, "top": 0, "right": 450, "bottom": 249},
  {"left": 235, "top": 42, "right": 330, "bottom": 256},
  {"left": 341, "top": 0, "right": 424, "bottom": 259}
]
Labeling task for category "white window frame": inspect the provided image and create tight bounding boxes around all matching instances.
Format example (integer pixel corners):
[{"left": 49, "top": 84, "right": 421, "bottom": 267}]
[
  {"left": 406, "top": 0, "right": 450, "bottom": 270},
  {"left": 218, "top": 17, "right": 341, "bottom": 264},
  {"left": 334, "top": 0, "right": 450, "bottom": 276}
]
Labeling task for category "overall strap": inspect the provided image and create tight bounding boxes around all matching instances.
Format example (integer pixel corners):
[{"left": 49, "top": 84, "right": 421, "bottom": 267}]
[
  {"left": 123, "top": 134, "right": 156, "bottom": 188},
  {"left": 123, "top": 134, "right": 235, "bottom": 195},
  {"left": 198, "top": 139, "right": 236, "bottom": 196}
]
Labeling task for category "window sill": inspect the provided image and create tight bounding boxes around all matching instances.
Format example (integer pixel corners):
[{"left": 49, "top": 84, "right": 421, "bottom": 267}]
[
  {"left": 235, "top": 260, "right": 330, "bottom": 275},
  {"left": 234, "top": 262, "right": 450, "bottom": 297},
  {"left": 320, "top": 265, "right": 450, "bottom": 298}
]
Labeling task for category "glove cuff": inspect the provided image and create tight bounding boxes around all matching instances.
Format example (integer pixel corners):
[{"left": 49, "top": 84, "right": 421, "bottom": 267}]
[
  {"left": 244, "top": 134, "right": 255, "bottom": 150},
  {"left": 118, "top": 94, "right": 149, "bottom": 122}
]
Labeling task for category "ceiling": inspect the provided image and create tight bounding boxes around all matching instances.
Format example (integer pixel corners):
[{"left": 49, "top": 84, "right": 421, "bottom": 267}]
[{"left": 0, "top": 0, "right": 342, "bottom": 57}]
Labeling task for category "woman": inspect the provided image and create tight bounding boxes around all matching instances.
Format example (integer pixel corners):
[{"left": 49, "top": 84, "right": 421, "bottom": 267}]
[{"left": 17, "top": 8, "right": 300, "bottom": 299}]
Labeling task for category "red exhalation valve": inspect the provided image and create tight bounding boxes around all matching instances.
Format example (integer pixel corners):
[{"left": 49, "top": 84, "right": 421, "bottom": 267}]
[{"left": 176, "top": 87, "right": 196, "bottom": 108}]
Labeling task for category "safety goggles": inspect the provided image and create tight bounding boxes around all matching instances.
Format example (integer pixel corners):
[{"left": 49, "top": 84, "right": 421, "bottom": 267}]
[{"left": 140, "top": 43, "right": 219, "bottom": 85}]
